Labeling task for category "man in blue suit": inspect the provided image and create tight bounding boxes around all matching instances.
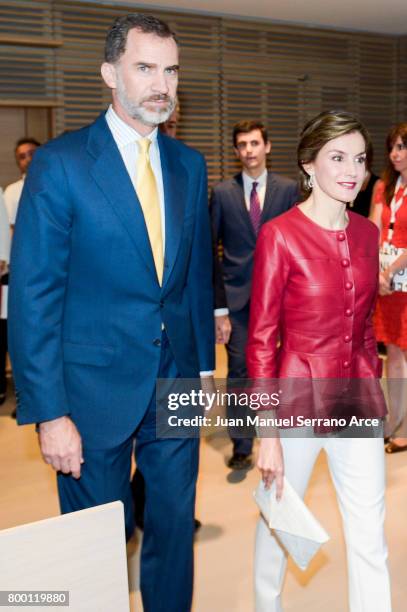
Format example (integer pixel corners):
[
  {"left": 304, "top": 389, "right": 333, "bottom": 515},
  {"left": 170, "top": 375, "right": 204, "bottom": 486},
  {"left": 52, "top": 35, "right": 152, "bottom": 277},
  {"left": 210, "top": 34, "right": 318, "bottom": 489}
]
[{"left": 9, "top": 14, "right": 214, "bottom": 612}]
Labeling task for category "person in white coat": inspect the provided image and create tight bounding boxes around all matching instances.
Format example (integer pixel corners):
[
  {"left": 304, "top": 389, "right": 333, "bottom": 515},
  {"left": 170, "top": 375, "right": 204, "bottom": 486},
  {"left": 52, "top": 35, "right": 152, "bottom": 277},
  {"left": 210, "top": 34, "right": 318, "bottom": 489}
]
[{"left": 0, "top": 188, "right": 10, "bottom": 404}]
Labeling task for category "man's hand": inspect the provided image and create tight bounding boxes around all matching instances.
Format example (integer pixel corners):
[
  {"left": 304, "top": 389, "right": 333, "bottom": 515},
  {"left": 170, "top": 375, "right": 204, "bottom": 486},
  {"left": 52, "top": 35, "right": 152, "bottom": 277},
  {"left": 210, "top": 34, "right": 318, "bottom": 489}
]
[
  {"left": 257, "top": 437, "right": 284, "bottom": 500},
  {"left": 215, "top": 314, "right": 232, "bottom": 344},
  {"left": 200, "top": 374, "right": 216, "bottom": 411},
  {"left": 38, "top": 416, "right": 84, "bottom": 479},
  {"left": 0, "top": 260, "right": 6, "bottom": 275}
]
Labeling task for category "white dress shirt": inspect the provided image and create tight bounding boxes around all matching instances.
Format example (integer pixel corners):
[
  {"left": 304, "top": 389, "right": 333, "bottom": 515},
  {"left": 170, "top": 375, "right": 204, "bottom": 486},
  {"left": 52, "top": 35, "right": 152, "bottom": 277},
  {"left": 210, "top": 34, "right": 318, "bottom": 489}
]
[
  {"left": 0, "top": 188, "right": 10, "bottom": 319},
  {"left": 105, "top": 105, "right": 166, "bottom": 251},
  {"left": 0, "top": 188, "right": 10, "bottom": 264},
  {"left": 4, "top": 177, "right": 24, "bottom": 226},
  {"left": 242, "top": 168, "right": 268, "bottom": 210}
]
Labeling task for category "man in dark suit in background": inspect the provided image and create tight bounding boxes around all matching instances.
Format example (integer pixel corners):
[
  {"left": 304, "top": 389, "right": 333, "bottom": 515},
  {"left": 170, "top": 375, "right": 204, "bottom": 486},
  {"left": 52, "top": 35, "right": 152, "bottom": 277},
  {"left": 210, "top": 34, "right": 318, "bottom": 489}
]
[
  {"left": 211, "top": 120, "right": 299, "bottom": 469},
  {"left": 9, "top": 14, "right": 214, "bottom": 612}
]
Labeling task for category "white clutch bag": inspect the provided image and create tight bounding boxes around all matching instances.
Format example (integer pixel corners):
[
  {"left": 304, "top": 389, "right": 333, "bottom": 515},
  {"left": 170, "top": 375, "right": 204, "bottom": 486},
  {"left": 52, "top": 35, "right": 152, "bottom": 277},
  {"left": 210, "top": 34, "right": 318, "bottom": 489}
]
[{"left": 254, "top": 478, "right": 330, "bottom": 570}]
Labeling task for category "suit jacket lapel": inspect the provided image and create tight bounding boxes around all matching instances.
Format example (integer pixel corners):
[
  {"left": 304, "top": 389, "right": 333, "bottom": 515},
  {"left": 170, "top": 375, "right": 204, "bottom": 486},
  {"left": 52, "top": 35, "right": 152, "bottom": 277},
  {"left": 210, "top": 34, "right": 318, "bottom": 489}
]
[
  {"left": 159, "top": 132, "right": 187, "bottom": 287},
  {"left": 261, "top": 172, "right": 277, "bottom": 224},
  {"left": 88, "top": 113, "right": 157, "bottom": 280},
  {"left": 234, "top": 173, "right": 257, "bottom": 241}
]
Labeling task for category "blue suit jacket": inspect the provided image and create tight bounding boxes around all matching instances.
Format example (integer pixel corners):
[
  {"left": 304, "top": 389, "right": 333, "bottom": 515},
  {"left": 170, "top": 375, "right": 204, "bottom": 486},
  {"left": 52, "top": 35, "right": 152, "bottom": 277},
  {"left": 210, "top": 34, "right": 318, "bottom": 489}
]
[
  {"left": 210, "top": 171, "right": 299, "bottom": 312},
  {"left": 8, "top": 113, "right": 214, "bottom": 449}
]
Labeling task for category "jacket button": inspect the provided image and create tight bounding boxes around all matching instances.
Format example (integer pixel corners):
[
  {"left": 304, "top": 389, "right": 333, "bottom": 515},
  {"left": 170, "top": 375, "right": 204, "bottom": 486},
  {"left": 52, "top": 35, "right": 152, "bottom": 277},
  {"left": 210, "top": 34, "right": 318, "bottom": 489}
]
[
  {"left": 344, "top": 335, "right": 351, "bottom": 342},
  {"left": 337, "top": 233, "right": 346, "bottom": 241},
  {"left": 341, "top": 258, "right": 350, "bottom": 267},
  {"left": 153, "top": 338, "right": 161, "bottom": 347},
  {"left": 345, "top": 281, "right": 353, "bottom": 290},
  {"left": 159, "top": 300, "right": 164, "bottom": 308},
  {"left": 343, "top": 360, "right": 350, "bottom": 368},
  {"left": 345, "top": 308, "right": 353, "bottom": 317}
]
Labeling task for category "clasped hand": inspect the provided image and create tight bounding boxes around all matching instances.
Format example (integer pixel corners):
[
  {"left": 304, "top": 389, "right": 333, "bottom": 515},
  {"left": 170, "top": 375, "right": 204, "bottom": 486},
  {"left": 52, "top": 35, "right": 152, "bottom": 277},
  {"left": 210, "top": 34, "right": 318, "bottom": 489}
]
[
  {"left": 379, "top": 270, "right": 393, "bottom": 296},
  {"left": 38, "top": 416, "right": 84, "bottom": 479},
  {"left": 257, "top": 437, "right": 284, "bottom": 501}
]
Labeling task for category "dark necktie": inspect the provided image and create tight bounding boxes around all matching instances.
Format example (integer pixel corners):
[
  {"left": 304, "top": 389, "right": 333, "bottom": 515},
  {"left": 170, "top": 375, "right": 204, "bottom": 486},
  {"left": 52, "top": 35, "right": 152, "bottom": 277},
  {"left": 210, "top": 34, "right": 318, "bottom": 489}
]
[{"left": 250, "top": 181, "right": 261, "bottom": 235}]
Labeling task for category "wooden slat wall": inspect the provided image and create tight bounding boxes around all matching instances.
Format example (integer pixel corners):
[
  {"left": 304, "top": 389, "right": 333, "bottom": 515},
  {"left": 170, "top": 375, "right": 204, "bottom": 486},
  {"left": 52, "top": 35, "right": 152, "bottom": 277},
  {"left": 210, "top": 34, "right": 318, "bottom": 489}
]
[
  {"left": 358, "top": 35, "right": 398, "bottom": 168},
  {"left": 220, "top": 22, "right": 301, "bottom": 178},
  {"left": 0, "top": 0, "right": 405, "bottom": 185},
  {"left": 0, "top": 1, "right": 58, "bottom": 104},
  {"left": 164, "top": 14, "right": 222, "bottom": 186},
  {"left": 222, "top": 20, "right": 399, "bottom": 178},
  {"left": 0, "top": 0, "right": 54, "bottom": 37},
  {"left": 54, "top": 3, "right": 116, "bottom": 132},
  {"left": 398, "top": 37, "right": 407, "bottom": 123}
]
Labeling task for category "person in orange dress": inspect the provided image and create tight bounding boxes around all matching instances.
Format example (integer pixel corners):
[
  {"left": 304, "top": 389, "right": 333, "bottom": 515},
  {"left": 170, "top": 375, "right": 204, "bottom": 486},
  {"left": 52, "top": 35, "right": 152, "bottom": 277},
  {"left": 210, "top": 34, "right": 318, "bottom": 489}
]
[{"left": 370, "top": 122, "right": 407, "bottom": 452}]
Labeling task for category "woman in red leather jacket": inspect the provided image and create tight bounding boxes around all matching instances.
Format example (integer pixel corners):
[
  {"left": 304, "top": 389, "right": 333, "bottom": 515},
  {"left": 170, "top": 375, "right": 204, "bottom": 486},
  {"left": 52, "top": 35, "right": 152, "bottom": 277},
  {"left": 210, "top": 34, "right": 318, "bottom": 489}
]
[{"left": 246, "top": 110, "right": 391, "bottom": 612}]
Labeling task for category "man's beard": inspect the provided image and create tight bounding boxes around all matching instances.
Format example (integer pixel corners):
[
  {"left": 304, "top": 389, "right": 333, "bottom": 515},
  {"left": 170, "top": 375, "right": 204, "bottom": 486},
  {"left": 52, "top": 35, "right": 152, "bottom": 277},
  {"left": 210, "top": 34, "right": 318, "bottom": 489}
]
[{"left": 115, "top": 74, "right": 175, "bottom": 127}]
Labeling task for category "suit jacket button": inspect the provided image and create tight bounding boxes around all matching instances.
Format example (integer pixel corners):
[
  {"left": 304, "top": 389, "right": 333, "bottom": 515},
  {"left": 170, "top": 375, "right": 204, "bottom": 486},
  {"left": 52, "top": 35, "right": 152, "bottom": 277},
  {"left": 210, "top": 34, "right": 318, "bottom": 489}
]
[
  {"left": 343, "top": 360, "right": 350, "bottom": 368},
  {"left": 153, "top": 338, "right": 161, "bottom": 347},
  {"left": 345, "top": 281, "right": 353, "bottom": 290},
  {"left": 337, "top": 233, "right": 346, "bottom": 241},
  {"left": 341, "top": 258, "right": 350, "bottom": 267},
  {"left": 159, "top": 301, "right": 164, "bottom": 308},
  {"left": 345, "top": 308, "right": 353, "bottom": 317},
  {"left": 344, "top": 335, "right": 351, "bottom": 342}
]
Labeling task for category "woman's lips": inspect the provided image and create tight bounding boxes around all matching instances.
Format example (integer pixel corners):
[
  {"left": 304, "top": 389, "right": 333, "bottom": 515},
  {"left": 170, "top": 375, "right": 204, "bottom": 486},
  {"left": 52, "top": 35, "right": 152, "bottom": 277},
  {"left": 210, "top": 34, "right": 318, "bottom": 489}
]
[{"left": 338, "top": 182, "right": 357, "bottom": 189}]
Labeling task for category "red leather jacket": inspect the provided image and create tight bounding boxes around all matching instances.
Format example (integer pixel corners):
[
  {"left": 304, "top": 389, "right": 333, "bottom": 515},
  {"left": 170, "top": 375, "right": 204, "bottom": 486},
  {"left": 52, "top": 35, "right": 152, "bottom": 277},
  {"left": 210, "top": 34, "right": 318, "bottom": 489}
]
[{"left": 246, "top": 206, "right": 386, "bottom": 421}]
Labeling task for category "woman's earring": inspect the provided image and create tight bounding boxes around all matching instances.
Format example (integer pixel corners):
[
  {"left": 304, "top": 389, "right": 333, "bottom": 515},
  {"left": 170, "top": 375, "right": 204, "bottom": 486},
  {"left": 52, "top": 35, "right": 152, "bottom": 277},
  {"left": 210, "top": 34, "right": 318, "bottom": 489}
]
[{"left": 307, "top": 173, "right": 314, "bottom": 189}]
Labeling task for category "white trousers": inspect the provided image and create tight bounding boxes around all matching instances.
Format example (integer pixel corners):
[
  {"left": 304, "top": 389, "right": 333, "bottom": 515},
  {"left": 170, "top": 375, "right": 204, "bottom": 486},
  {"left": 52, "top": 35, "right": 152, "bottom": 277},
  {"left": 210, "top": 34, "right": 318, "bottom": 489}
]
[{"left": 254, "top": 435, "right": 392, "bottom": 612}]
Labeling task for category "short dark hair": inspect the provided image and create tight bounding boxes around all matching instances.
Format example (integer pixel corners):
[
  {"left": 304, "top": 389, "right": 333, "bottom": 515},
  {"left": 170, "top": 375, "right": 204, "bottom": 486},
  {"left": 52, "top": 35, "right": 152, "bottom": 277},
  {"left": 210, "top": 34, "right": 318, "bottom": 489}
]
[
  {"left": 233, "top": 121, "right": 269, "bottom": 147},
  {"left": 15, "top": 137, "right": 40, "bottom": 152},
  {"left": 104, "top": 13, "right": 178, "bottom": 64}
]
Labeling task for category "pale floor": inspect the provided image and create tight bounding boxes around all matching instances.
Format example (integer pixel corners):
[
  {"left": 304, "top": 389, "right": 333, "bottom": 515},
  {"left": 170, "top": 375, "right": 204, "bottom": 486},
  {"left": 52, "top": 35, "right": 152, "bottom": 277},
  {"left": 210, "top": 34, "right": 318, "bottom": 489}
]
[{"left": 0, "top": 346, "right": 406, "bottom": 611}]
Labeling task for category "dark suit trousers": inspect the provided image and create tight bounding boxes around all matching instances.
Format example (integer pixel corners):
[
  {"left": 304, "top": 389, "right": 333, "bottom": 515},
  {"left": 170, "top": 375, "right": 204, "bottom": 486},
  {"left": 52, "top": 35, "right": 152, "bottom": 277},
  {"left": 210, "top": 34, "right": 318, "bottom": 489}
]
[
  {"left": 226, "top": 305, "right": 254, "bottom": 456},
  {"left": 57, "top": 333, "right": 199, "bottom": 612}
]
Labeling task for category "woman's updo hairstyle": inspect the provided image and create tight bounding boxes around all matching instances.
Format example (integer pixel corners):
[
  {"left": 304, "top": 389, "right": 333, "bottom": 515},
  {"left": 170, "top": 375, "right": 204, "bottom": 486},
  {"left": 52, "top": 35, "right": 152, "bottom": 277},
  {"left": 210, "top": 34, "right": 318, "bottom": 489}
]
[{"left": 297, "top": 110, "right": 372, "bottom": 195}]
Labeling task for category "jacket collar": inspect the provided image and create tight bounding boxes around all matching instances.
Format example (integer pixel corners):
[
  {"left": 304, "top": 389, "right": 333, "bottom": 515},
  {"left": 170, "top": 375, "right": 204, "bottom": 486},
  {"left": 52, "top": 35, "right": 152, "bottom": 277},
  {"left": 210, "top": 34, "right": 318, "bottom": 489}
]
[
  {"left": 233, "top": 171, "right": 278, "bottom": 232},
  {"left": 87, "top": 113, "right": 187, "bottom": 288}
]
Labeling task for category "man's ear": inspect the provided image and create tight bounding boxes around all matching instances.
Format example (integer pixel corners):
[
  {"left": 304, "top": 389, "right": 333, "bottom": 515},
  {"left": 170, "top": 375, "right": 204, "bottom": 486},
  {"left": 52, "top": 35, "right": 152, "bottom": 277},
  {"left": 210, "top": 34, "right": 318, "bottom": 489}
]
[
  {"left": 101, "top": 62, "right": 117, "bottom": 89},
  {"left": 265, "top": 141, "right": 271, "bottom": 154}
]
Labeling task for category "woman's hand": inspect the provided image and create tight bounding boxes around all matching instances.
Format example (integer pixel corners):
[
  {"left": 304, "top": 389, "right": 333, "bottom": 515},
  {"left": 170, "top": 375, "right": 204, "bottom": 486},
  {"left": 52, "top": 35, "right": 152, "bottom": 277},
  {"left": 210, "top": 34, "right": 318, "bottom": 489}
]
[
  {"left": 379, "top": 270, "right": 393, "bottom": 296},
  {"left": 257, "top": 437, "right": 284, "bottom": 500}
]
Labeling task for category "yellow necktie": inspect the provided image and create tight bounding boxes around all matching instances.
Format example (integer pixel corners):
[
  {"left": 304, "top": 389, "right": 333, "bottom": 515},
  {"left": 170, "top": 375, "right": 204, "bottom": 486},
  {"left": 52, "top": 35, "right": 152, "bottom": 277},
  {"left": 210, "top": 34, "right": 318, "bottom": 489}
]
[{"left": 136, "top": 138, "right": 163, "bottom": 285}]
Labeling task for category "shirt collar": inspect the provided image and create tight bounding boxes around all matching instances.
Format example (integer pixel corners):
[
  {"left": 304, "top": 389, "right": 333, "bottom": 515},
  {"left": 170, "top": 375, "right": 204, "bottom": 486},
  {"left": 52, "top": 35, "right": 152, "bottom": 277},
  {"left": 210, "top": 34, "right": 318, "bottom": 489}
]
[
  {"left": 105, "top": 104, "right": 158, "bottom": 149},
  {"left": 242, "top": 168, "right": 268, "bottom": 190}
]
